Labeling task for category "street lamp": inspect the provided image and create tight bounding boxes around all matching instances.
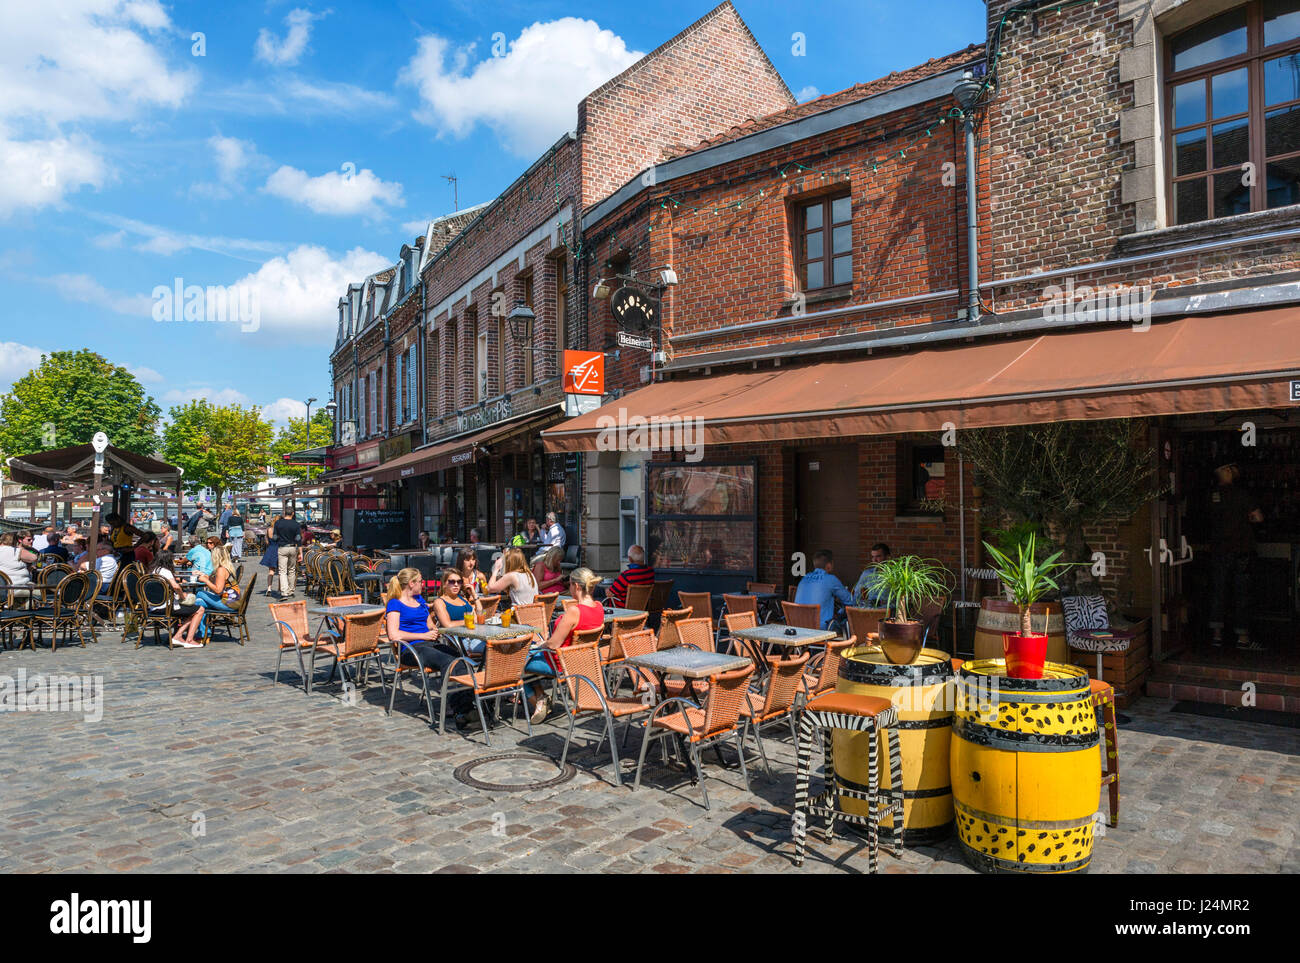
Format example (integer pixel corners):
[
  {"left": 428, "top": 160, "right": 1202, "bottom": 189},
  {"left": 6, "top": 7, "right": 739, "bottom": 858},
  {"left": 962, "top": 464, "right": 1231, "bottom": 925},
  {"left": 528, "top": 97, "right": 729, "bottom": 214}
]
[{"left": 304, "top": 397, "right": 317, "bottom": 484}]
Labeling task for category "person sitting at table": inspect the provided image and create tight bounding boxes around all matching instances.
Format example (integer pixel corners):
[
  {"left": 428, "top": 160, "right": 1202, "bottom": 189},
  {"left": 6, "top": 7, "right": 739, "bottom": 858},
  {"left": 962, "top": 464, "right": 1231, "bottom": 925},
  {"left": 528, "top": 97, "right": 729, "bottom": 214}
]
[
  {"left": 187, "top": 538, "right": 214, "bottom": 574},
  {"left": 532, "top": 545, "right": 566, "bottom": 596},
  {"left": 78, "top": 540, "right": 119, "bottom": 585},
  {"left": 149, "top": 550, "right": 185, "bottom": 595},
  {"left": 158, "top": 523, "right": 176, "bottom": 553},
  {"left": 522, "top": 567, "right": 606, "bottom": 723},
  {"left": 171, "top": 543, "right": 238, "bottom": 648},
  {"left": 456, "top": 548, "right": 488, "bottom": 600},
  {"left": 853, "top": 543, "right": 892, "bottom": 608},
  {"left": 71, "top": 538, "right": 90, "bottom": 567},
  {"left": 39, "top": 533, "right": 70, "bottom": 562},
  {"left": 487, "top": 547, "right": 538, "bottom": 611},
  {"left": 32, "top": 526, "right": 54, "bottom": 552},
  {"left": 133, "top": 531, "right": 159, "bottom": 569},
  {"left": 0, "top": 532, "right": 36, "bottom": 585},
  {"left": 385, "top": 567, "right": 469, "bottom": 692},
  {"left": 606, "top": 544, "right": 654, "bottom": 608},
  {"left": 417, "top": 530, "right": 430, "bottom": 550},
  {"left": 794, "top": 549, "right": 854, "bottom": 632}
]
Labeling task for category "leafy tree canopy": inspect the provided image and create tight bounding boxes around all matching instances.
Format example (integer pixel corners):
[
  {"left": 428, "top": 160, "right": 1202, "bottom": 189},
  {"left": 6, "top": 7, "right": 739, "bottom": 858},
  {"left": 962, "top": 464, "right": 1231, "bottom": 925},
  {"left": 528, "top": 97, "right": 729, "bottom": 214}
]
[
  {"left": 270, "top": 410, "right": 333, "bottom": 483},
  {"left": 161, "top": 400, "right": 273, "bottom": 507}
]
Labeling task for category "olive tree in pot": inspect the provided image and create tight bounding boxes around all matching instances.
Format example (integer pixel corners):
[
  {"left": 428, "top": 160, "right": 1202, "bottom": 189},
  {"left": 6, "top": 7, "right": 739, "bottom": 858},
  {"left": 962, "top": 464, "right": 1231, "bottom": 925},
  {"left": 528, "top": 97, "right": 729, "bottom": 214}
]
[
  {"left": 982, "top": 533, "right": 1073, "bottom": 678},
  {"left": 872, "top": 556, "right": 950, "bottom": 665}
]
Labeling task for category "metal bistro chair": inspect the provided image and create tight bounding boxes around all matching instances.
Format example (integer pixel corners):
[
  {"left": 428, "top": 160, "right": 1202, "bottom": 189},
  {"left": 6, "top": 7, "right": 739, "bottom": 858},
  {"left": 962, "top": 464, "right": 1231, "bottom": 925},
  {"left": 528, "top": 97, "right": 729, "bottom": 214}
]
[
  {"left": 656, "top": 606, "right": 693, "bottom": 650},
  {"left": 535, "top": 592, "right": 559, "bottom": 627},
  {"left": 207, "top": 573, "right": 257, "bottom": 646},
  {"left": 781, "top": 600, "right": 822, "bottom": 631},
  {"left": 601, "top": 612, "right": 650, "bottom": 675},
  {"left": 270, "top": 600, "right": 336, "bottom": 693},
  {"left": 556, "top": 639, "right": 655, "bottom": 786},
  {"left": 633, "top": 662, "right": 757, "bottom": 811},
  {"left": 26, "top": 572, "right": 91, "bottom": 651},
  {"left": 739, "top": 651, "right": 811, "bottom": 775},
  {"left": 846, "top": 606, "right": 887, "bottom": 644},
  {"left": 137, "top": 575, "right": 198, "bottom": 649},
  {"left": 438, "top": 633, "right": 535, "bottom": 745},
  {"left": 309, "top": 610, "right": 388, "bottom": 700},
  {"left": 623, "top": 582, "right": 653, "bottom": 612}
]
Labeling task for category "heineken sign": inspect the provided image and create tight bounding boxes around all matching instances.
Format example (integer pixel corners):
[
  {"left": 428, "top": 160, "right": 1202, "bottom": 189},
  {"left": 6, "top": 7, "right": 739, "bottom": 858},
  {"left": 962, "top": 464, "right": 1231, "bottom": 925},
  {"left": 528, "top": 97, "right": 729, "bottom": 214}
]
[
  {"left": 610, "top": 287, "right": 658, "bottom": 332},
  {"left": 457, "top": 397, "right": 512, "bottom": 433},
  {"left": 617, "top": 331, "right": 654, "bottom": 351}
]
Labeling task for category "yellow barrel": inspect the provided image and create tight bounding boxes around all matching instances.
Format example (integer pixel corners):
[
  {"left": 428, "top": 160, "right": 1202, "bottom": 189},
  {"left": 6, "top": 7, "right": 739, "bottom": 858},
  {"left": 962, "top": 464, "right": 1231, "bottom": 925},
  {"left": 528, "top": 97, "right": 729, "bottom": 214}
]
[
  {"left": 950, "top": 659, "right": 1101, "bottom": 874},
  {"left": 974, "top": 598, "right": 1068, "bottom": 664},
  {"left": 833, "top": 646, "right": 954, "bottom": 845}
]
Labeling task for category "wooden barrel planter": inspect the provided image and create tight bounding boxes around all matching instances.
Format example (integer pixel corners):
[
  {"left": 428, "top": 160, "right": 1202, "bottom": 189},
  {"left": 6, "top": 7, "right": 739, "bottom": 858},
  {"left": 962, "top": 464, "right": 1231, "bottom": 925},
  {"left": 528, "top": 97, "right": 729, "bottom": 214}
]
[
  {"left": 974, "top": 597, "right": 1068, "bottom": 665},
  {"left": 950, "top": 659, "right": 1101, "bottom": 874},
  {"left": 833, "top": 646, "right": 955, "bottom": 845}
]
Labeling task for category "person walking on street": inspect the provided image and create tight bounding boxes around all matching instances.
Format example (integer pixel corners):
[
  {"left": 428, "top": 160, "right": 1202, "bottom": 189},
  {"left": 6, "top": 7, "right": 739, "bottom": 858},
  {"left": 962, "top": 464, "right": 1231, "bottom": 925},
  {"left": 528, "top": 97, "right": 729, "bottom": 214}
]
[
  {"left": 226, "top": 507, "right": 245, "bottom": 559},
  {"left": 273, "top": 506, "right": 303, "bottom": 599}
]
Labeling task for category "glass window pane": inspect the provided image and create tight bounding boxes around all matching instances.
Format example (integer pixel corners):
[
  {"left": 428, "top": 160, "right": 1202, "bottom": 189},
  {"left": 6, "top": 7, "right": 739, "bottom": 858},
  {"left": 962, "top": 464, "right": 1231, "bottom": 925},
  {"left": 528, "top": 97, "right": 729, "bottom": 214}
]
[
  {"left": 1264, "top": 53, "right": 1300, "bottom": 106},
  {"left": 1171, "top": 8, "right": 1248, "bottom": 72},
  {"left": 646, "top": 520, "right": 757, "bottom": 572},
  {"left": 832, "top": 224, "right": 852, "bottom": 254},
  {"left": 1174, "top": 128, "right": 1208, "bottom": 174},
  {"left": 805, "top": 261, "right": 824, "bottom": 290},
  {"left": 1174, "top": 80, "right": 1206, "bottom": 127},
  {"left": 831, "top": 195, "right": 851, "bottom": 223},
  {"left": 1214, "top": 170, "right": 1252, "bottom": 218},
  {"left": 1175, "top": 178, "right": 1209, "bottom": 225},
  {"left": 833, "top": 255, "right": 852, "bottom": 285},
  {"left": 1212, "top": 117, "right": 1250, "bottom": 167},
  {"left": 1265, "top": 0, "right": 1300, "bottom": 47},
  {"left": 804, "top": 203, "right": 822, "bottom": 229},
  {"left": 1211, "top": 68, "right": 1249, "bottom": 118},
  {"left": 1266, "top": 103, "right": 1300, "bottom": 155},
  {"left": 1267, "top": 156, "right": 1300, "bottom": 207},
  {"left": 805, "top": 230, "right": 823, "bottom": 260},
  {"left": 648, "top": 464, "right": 755, "bottom": 515}
]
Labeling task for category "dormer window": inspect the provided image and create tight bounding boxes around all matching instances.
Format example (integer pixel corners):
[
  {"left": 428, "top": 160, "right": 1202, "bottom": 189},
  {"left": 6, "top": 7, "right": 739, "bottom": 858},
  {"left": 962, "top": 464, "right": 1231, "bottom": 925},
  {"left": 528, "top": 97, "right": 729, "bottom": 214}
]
[{"left": 1166, "top": 0, "right": 1300, "bottom": 224}]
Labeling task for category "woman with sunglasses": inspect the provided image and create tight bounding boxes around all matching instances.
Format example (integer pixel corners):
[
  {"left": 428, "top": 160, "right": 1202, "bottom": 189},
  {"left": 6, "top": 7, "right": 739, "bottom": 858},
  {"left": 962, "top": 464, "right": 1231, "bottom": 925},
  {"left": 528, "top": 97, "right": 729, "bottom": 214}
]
[{"left": 455, "top": 549, "right": 488, "bottom": 601}]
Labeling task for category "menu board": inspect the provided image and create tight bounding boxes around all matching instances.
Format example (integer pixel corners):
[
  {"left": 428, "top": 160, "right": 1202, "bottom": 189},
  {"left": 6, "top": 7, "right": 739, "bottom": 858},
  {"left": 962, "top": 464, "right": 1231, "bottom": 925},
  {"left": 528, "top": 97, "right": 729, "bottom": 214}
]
[{"left": 343, "top": 508, "right": 410, "bottom": 549}]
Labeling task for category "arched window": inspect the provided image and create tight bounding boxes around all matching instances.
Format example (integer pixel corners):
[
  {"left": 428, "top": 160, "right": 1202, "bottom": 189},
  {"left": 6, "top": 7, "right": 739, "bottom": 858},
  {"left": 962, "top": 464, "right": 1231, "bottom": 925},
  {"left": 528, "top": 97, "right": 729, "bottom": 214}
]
[{"left": 1167, "top": 0, "right": 1300, "bottom": 224}]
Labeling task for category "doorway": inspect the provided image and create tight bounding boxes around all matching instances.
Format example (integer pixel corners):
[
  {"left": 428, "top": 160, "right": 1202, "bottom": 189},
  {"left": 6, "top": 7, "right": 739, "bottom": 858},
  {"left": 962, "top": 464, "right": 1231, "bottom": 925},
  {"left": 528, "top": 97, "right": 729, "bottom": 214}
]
[{"left": 795, "top": 447, "right": 861, "bottom": 582}]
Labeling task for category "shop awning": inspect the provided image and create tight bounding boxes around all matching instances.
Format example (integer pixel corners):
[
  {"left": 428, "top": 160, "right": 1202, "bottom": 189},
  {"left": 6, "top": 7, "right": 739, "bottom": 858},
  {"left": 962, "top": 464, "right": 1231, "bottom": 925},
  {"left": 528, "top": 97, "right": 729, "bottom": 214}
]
[
  {"left": 333, "top": 405, "right": 563, "bottom": 486},
  {"left": 542, "top": 308, "right": 1300, "bottom": 451}
]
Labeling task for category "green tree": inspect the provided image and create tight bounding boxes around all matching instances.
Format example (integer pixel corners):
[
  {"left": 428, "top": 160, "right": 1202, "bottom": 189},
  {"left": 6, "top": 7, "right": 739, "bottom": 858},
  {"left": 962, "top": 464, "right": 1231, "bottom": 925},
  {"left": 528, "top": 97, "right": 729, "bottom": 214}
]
[
  {"left": 0, "top": 350, "right": 161, "bottom": 467},
  {"left": 161, "top": 400, "right": 273, "bottom": 508},
  {"left": 270, "top": 410, "right": 333, "bottom": 482}
]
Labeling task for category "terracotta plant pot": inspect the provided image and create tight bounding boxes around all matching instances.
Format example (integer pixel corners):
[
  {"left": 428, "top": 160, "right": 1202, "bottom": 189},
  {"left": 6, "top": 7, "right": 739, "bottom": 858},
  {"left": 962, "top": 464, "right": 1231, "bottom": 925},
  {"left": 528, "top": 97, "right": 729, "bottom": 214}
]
[
  {"left": 879, "top": 619, "right": 924, "bottom": 665},
  {"left": 1002, "top": 632, "right": 1049, "bottom": 679}
]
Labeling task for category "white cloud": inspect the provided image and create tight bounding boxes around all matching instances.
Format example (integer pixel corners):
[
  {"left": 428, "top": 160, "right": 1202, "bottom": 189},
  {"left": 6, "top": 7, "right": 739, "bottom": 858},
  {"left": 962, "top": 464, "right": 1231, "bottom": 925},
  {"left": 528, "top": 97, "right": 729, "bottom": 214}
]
[
  {"left": 0, "top": 129, "right": 107, "bottom": 216},
  {"left": 92, "top": 230, "right": 127, "bottom": 249},
  {"left": 126, "top": 364, "right": 163, "bottom": 383},
  {"left": 191, "top": 135, "right": 261, "bottom": 199},
  {"left": 208, "top": 77, "right": 396, "bottom": 117},
  {"left": 402, "top": 218, "right": 433, "bottom": 235},
  {"left": 226, "top": 244, "right": 389, "bottom": 336},
  {"left": 42, "top": 272, "right": 152, "bottom": 317},
  {"left": 0, "top": 341, "right": 48, "bottom": 392},
  {"left": 255, "top": 8, "right": 322, "bottom": 67},
  {"left": 400, "top": 18, "right": 642, "bottom": 156},
  {"left": 795, "top": 85, "right": 821, "bottom": 102},
  {"left": 264, "top": 164, "right": 403, "bottom": 216},
  {"left": 161, "top": 385, "right": 256, "bottom": 409},
  {"left": 262, "top": 397, "right": 307, "bottom": 425},
  {"left": 80, "top": 210, "right": 284, "bottom": 262}
]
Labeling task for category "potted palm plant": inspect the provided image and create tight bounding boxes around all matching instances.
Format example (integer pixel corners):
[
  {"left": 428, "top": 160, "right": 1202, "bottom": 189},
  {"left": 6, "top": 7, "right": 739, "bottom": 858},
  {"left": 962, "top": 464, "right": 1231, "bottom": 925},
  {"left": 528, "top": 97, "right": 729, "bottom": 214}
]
[
  {"left": 982, "top": 533, "right": 1073, "bottom": 678},
  {"left": 871, "top": 555, "right": 950, "bottom": 665}
]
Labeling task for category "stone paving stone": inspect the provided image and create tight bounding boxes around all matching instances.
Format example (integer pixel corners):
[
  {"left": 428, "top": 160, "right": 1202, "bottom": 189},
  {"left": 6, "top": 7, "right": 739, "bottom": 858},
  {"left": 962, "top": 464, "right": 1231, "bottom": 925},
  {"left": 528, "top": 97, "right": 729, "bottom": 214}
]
[{"left": 3, "top": 620, "right": 1298, "bottom": 874}]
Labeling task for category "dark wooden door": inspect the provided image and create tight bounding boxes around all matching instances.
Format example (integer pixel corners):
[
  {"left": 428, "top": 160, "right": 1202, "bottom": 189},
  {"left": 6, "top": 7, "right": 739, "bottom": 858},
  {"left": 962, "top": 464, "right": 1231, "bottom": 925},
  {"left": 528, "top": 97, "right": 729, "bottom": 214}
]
[{"left": 795, "top": 447, "right": 861, "bottom": 581}]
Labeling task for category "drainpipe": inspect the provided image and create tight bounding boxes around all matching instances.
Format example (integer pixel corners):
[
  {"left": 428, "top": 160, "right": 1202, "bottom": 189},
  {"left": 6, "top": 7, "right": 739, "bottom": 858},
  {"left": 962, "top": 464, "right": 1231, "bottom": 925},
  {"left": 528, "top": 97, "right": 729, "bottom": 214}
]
[{"left": 953, "top": 71, "right": 985, "bottom": 324}]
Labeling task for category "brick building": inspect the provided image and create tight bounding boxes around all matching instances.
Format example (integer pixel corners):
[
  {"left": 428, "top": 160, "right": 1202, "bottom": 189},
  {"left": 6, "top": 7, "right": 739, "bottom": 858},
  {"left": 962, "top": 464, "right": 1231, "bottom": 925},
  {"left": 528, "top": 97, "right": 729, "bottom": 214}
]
[
  {"left": 325, "top": 2, "right": 795, "bottom": 547},
  {"left": 545, "top": 0, "right": 1300, "bottom": 705}
]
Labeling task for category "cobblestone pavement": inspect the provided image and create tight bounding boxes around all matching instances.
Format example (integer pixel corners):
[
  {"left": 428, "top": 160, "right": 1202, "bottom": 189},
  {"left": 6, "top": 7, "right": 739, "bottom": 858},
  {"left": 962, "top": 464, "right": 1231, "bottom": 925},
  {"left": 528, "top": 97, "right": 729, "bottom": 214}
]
[{"left": 1, "top": 611, "right": 1297, "bottom": 874}]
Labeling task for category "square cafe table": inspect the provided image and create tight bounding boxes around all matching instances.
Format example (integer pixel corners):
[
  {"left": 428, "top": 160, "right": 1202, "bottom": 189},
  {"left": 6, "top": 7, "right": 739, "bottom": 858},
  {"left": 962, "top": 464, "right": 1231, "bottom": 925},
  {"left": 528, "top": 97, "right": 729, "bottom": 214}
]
[
  {"left": 728, "top": 623, "right": 836, "bottom": 666},
  {"left": 624, "top": 648, "right": 751, "bottom": 703},
  {"left": 438, "top": 620, "right": 544, "bottom": 660}
]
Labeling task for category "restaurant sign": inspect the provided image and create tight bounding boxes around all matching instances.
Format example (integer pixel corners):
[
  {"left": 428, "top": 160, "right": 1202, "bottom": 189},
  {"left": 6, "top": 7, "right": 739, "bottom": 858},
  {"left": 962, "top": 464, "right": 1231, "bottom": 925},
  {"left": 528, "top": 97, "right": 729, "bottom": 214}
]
[
  {"left": 379, "top": 433, "right": 413, "bottom": 464},
  {"left": 610, "top": 287, "right": 658, "bottom": 332},
  {"left": 457, "top": 397, "right": 511, "bottom": 433},
  {"left": 1291, "top": 379, "right": 1300, "bottom": 402}
]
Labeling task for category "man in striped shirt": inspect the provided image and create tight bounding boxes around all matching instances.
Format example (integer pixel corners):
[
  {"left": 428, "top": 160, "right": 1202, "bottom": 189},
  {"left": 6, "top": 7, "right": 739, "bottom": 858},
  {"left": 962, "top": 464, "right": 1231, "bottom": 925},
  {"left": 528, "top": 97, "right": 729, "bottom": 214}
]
[{"left": 607, "top": 545, "right": 655, "bottom": 607}]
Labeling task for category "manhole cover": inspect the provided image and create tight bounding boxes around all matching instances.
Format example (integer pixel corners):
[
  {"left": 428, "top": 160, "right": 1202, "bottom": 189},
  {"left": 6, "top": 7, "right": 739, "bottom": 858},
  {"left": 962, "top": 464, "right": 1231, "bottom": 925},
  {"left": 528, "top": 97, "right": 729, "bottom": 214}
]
[{"left": 453, "top": 753, "right": 576, "bottom": 792}]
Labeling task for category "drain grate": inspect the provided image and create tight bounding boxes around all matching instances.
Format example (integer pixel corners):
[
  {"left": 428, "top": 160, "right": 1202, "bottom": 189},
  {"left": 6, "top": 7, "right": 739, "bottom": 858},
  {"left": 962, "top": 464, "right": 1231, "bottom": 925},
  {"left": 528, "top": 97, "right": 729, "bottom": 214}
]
[{"left": 453, "top": 752, "right": 577, "bottom": 792}]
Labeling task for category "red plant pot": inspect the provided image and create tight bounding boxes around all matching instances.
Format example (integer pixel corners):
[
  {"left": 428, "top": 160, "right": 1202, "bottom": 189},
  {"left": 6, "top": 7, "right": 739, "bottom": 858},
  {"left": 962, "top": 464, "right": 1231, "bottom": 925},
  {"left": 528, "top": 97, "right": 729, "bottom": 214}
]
[{"left": 1002, "top": 632, "right": 1049, "bottom": 679}]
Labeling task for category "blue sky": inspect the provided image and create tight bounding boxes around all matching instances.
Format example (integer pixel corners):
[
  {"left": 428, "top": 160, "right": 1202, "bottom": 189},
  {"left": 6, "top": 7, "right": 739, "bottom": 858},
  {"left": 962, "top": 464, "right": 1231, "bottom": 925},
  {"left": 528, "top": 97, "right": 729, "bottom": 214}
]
[{"left": 0, "top": 0, "right": 985, "bottom": 430}]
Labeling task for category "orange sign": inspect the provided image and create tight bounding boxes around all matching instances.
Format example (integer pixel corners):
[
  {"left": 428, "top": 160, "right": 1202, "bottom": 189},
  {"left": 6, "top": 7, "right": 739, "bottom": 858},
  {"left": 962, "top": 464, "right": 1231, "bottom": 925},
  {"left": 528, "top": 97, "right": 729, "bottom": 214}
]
[{"left": 563, "top": 350, "right": 605, "bottom": 395}]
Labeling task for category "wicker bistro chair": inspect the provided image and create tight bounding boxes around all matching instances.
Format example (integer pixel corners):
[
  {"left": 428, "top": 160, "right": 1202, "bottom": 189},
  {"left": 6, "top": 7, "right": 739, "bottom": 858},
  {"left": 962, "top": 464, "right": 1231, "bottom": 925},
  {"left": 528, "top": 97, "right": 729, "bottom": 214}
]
[
  {"left": 207, "top": 573, "right": 257, "bottom": 646},
  {"left": 77, "top": 571, "right": 103, "bottom": 642},
  {"left": 437, "top": 633, "right": 535, "bottom": 745},
  {"left": 747, "top": 582, "right": 777, "bottom": 595},
  {"left": 677, "top": 591, "right": 713, "bottom": 630},
  {"left": 633, "top": 662, "right": 757, "bottom": 810},
  {"left": 555, "top": 640, "right": 655, "bottom": 786},
  {"left": 846, "top": 606, "right": 887, "bottom": 643},
  {"left": 656, "top": 606, "right": 693, "bottom": 650},
  {"left": 782, "top": 600, "right": 822, "bottom": 630},
  {"left": 739, "top": 651, "right": 812, "bottom": 775},
  {"left": 805, "top": 637, "right": 857, "bottom": 699},
  {"left": 385, "top": 636, "right": 443, "bottom": 724},
  {"left": 0, "top": 573, "right": 33, "bottom": 649},
  {"left": 270, "top": 600, "right": 337, "bottom": 693},
  {"left": 511, "top": 602, "right": 547, "bottom": 636},
  {"left": 309, "top": 610, "right": 388, "bottom": 700},
  {"left": 646, "top": 580, "right": 674, "bottom": 627},
  {"left": 602, "top": 612, "right": 649, "bottom": 670},
  {"left": 477, "top": 594, "right": 501, "bottom": 620},
  {"left": 535, "top": 592, "right": 559, "bottom": 626},
  {"left": 722, "top": 611, "right": 760, "bottom": 659},
  {"left": 25, "top": 572, "right": 91, "bottom": 651},
  {"left": 607, "top": 628, "right": 659, "bottom": 696},
  {"left": 137, "top": 575, "right": 202, "bottom": 649},
  {"left": 117, "top": 566, "right": 145, "bottom": 642},
  {"left": 623, "top": 582, "right": 653, "bottom": 612}
]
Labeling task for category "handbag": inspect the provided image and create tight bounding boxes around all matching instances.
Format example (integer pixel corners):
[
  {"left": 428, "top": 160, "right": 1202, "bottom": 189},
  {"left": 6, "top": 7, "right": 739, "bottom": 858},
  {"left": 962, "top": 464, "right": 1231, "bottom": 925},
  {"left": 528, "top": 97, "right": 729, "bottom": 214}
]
[{"left": 181, "top": 592, "right": 198, "bottom": 606}]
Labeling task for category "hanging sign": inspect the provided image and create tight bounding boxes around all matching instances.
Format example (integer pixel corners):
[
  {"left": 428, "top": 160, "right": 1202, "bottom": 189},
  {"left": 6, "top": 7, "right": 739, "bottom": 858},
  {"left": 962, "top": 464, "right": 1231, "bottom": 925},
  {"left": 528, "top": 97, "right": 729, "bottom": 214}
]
[
  {"left": 562, "top": 350, "right": 605, "bottom": 395},
  {"left": 610, "top": 287, "right": 658, "bottom": 332}
]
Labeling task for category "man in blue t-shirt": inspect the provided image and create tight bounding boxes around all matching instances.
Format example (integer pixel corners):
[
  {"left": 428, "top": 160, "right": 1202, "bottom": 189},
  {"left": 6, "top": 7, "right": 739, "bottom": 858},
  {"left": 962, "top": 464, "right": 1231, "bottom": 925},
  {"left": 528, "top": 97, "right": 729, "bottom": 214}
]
[
  {"left": 853, "top": 542, "right": 892, "bottom": 608},
  {"left": 794, "top": 549, "right": 854, "bottom": 631},
  {"left": 186, "top": 537, "right": 214, "bottom": 576}
]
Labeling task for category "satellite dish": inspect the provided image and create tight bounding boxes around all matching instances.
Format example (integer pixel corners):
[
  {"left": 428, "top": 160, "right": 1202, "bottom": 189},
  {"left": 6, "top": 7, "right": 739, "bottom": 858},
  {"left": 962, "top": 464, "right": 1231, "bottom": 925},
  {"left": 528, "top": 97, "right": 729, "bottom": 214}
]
[{"left": 91, "top": 432, "right": 109, "bottom": 453}]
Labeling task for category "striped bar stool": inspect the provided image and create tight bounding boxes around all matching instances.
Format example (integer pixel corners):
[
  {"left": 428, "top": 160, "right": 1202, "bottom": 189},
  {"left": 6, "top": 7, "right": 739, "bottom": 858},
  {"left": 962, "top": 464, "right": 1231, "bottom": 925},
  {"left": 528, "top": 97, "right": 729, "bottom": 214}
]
[
  {"left": 1090, "top": 679, "right": 1120, "bottom": 827},
  {"left": 792, "top": 692, "right": 903, "bottom": 872}
]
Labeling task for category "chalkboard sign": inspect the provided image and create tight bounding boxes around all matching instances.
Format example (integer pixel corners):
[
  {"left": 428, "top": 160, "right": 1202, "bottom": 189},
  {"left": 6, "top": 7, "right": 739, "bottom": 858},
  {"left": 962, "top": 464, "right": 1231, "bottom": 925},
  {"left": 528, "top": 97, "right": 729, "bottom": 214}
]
[{"left": 343, "top": 508, "right": 410, "bottom": 549}]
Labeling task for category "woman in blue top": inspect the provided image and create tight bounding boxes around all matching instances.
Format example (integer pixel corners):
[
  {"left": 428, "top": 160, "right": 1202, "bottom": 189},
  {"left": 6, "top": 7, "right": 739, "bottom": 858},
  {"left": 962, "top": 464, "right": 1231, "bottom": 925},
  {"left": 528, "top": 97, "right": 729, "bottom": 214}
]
[{"left": 385, "top": 567, "right": 482, "bottom": 724}]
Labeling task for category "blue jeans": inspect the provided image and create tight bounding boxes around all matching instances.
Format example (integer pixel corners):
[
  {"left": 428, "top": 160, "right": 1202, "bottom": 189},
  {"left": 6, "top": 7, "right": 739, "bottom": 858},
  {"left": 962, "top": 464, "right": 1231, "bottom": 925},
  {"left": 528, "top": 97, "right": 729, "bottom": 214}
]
[{"left": 195, "top": 590, "right": 234, "bottom": 637}]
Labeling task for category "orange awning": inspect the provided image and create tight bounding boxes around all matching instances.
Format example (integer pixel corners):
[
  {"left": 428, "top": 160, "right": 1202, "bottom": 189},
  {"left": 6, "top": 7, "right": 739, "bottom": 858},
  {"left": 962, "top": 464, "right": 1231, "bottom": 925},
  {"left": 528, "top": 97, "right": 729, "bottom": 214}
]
[{"left": 542, "top": 308, "right": 1300, "bottom": 451}]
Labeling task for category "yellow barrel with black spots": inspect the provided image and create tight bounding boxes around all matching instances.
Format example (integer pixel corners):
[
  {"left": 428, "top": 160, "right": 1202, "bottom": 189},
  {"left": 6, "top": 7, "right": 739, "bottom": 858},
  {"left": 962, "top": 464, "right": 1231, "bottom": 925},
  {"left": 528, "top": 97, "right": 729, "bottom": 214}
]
[
  {"left": 950, "top": 659, "right": 1101, "bottom": 873},
  {"left": 833, "top": 646, "right": 954, "bottom": 845}
]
